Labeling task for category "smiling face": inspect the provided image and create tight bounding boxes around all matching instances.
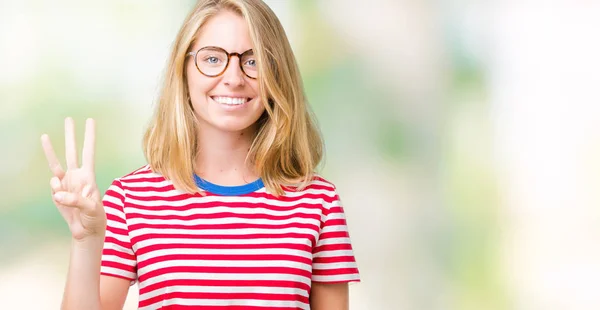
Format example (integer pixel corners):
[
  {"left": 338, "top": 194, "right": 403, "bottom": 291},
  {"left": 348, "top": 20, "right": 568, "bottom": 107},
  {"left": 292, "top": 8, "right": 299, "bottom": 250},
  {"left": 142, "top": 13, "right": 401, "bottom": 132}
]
[{"left": 186, "top": 10, "right": 265, "bottom": 134}]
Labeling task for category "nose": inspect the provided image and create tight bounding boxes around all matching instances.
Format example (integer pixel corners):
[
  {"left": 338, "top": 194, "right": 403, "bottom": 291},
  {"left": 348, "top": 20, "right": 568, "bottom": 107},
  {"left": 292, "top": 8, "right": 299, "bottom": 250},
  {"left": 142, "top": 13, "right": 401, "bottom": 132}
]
[{"left": 223, "top": 56, "right": 245, "bottom": 87}]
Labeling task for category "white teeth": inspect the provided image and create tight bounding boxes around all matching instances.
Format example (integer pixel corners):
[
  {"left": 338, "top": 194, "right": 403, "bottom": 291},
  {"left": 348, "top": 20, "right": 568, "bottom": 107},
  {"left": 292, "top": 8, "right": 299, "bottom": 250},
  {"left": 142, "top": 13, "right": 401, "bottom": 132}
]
[{"left": 212, "top": 96, "right": 247, "bottom": 105}]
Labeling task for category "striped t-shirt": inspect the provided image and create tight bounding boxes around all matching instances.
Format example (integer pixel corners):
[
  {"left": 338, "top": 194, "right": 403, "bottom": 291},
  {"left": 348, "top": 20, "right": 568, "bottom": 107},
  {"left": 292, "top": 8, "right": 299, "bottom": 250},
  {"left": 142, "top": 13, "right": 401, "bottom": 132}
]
[{"left": 100, "top": 165, "right": 360, "bottom": 309}]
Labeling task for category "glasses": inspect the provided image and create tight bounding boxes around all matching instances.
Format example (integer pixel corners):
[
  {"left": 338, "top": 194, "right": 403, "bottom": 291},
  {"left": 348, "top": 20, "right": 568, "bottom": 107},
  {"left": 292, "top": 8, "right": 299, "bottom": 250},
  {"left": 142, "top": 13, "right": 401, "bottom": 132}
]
[{"left": 187, "top": 46, "right": 258, "bottom": 79}]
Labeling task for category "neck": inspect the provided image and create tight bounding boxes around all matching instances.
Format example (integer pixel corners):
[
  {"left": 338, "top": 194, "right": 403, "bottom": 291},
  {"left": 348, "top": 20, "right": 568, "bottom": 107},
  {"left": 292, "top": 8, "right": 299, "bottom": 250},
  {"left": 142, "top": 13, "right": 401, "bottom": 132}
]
[{"left": 193, "top": 122, "right": 260, "bottom": 186}]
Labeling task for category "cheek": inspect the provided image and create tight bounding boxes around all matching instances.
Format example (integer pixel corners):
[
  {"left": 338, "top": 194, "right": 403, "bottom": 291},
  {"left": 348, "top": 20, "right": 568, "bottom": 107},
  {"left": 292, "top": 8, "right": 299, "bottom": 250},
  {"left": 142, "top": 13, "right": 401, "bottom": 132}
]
[
  {"left": 185, "top": 64, "right": 197, "bottom": 91},
  {"left": 253, "top": 99, "right": 266, "bottom": 113},
  {"left": 248, "top": 87, "right": 265, "bottom": 114},
  {"left": 248, "top": 82, "right": 263, "bottom": 107},
  {"left": 187, "top": 73, "right": 217, "bottom": 100}
]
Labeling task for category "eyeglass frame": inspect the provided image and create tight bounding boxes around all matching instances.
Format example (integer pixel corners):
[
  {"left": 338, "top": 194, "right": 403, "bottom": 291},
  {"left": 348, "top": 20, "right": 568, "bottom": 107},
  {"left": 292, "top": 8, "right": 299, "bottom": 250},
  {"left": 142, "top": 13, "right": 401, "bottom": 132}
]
[{"left": 186, "top": 46, "right": 258, "bottom": 79}]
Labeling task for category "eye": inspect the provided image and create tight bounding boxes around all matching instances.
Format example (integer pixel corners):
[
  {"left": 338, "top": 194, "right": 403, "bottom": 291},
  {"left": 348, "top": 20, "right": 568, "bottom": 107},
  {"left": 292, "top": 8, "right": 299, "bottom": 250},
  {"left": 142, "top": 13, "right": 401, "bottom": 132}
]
[
  {"left": 205, "top": 56, "right": 220, "bottom": 64},
  {"left": 244, "top": 59, "right": 256, "bottom": 67}
]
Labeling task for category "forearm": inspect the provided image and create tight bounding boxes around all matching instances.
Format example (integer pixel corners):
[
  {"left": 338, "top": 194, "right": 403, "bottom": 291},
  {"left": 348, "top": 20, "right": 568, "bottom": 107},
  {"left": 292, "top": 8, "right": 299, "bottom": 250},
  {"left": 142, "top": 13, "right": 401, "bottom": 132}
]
[{"left": 61, "top": 235, "right": 104, "bottom": 310}]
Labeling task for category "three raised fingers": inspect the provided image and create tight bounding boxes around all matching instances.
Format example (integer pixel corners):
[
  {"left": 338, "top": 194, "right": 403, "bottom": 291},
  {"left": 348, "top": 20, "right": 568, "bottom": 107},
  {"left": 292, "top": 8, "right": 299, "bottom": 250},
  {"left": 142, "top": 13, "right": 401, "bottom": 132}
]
[{"left": 41, "top": 117, "right": 96, "bottom": 176}]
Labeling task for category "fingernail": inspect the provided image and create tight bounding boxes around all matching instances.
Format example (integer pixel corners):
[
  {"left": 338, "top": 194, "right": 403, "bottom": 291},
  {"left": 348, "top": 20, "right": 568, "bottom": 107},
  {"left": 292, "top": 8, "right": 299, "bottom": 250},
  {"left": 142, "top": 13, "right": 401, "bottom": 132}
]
[{"left": 54, "top": 192, "right": 64, "bottom": 201}]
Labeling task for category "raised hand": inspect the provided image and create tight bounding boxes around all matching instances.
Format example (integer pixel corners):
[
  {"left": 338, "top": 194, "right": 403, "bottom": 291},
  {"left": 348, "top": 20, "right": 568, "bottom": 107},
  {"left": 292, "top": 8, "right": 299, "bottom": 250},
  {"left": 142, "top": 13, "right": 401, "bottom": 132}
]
[{"left": 41, "top": 117, "right": 106, "bottom": 241}]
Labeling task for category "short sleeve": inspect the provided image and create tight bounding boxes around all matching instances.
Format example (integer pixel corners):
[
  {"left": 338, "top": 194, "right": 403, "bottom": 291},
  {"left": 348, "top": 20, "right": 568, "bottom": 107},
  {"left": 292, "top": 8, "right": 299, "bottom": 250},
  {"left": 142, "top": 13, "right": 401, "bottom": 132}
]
[
  {"left": 100, "top": 179, "right": 137, "bottom": 283},
  {"left": 311, "top": 191, "right": 360, "bottom": 283}
]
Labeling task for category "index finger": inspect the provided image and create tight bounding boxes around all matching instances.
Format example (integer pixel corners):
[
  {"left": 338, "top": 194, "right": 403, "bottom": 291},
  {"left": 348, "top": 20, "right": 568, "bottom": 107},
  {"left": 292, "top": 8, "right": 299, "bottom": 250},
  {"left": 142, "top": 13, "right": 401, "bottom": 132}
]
[
  {"left": 81, "top": 118, "right": 96, "bottom": 171},
  {"left": 41, "top": 134, "right": 65, "bottom": 179}
]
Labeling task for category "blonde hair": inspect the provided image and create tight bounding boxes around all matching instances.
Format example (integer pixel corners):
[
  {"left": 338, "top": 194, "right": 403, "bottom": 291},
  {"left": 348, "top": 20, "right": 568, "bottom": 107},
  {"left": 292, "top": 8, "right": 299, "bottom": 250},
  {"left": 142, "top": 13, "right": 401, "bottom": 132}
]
[{"left": 143, "top": 0, "right": 323, "bottom": 196}]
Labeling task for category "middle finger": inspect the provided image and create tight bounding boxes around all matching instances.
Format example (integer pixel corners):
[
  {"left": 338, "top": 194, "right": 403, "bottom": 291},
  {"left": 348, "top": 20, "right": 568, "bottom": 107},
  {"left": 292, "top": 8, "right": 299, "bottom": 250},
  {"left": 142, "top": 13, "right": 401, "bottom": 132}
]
[{"left": 65, "top": 117, "right": 79, "bottom": 169}]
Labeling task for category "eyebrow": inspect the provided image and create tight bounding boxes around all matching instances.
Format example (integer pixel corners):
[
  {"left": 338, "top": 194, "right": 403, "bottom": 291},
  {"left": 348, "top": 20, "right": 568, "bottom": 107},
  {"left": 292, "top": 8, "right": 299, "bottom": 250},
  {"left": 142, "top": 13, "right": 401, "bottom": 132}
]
[{"left": 198, "top": 46, "right": 254, "bottom": 54}]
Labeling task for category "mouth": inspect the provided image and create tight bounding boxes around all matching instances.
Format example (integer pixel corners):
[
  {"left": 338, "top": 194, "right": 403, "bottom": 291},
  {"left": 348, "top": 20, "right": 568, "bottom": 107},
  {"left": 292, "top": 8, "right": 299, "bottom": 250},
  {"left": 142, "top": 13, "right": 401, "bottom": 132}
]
[{"left": 210, "top": 96, "right": 254, "bottom": 106}]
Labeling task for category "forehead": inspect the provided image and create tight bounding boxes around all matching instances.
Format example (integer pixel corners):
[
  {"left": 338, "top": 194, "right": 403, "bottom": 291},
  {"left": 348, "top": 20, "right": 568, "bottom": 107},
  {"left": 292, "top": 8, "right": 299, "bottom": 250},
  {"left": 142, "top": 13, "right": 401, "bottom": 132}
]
[{"left": 193, "top": 10, "right": 253, "bottom": 52}]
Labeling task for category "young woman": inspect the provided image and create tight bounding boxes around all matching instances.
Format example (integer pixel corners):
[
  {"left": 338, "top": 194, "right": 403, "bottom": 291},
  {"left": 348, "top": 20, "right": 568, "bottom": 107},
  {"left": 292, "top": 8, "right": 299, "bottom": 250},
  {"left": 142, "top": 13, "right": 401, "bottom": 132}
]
[{"left": 41, "top": 0, "right": 359, "bottom": 309}]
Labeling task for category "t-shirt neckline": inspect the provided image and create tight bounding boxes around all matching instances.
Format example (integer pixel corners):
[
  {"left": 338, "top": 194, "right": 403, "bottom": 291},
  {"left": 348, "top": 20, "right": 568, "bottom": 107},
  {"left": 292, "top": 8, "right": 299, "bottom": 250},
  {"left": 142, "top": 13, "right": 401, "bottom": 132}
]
[{"left": 193, "top": 174, "right": 264, "bottom": 196}]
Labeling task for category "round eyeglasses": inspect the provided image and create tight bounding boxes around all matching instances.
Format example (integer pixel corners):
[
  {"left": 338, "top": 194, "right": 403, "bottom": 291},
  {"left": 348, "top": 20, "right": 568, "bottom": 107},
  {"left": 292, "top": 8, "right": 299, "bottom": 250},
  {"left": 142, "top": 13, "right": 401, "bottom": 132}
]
[{"left": 187, "top": 46, "right": 258, "bottom": 79}]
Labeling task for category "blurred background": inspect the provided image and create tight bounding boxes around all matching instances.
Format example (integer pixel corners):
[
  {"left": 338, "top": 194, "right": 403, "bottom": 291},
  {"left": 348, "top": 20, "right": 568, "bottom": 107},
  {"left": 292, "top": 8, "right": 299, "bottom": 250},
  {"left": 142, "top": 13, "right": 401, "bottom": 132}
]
[{"left": 1, "top": 0, "right": 599, "bottom": 309}]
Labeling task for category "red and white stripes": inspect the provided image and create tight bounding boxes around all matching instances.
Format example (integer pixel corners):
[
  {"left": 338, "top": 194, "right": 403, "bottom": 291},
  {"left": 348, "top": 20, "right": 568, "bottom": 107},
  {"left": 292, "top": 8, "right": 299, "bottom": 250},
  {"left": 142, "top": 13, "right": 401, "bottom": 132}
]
[{"left": 101, "top": 165, "right": 359, "bottom": 309}]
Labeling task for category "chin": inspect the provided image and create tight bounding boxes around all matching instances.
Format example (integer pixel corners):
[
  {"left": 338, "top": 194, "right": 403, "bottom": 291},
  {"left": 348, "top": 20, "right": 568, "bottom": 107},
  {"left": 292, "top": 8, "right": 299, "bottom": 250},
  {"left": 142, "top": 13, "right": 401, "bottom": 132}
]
[
  {"left": 216, "top": 123, "right": 254, "bottom": 133},
  {"left": 211, "top": 117, "right": 262, "bottom": 133}
]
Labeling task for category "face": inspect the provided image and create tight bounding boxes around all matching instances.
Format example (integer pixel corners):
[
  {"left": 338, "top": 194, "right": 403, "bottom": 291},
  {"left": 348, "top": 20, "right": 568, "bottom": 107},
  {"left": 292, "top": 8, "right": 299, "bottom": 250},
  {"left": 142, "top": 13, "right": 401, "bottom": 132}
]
[{"left": 186, "top": 10, "right": 265, "bottom": 134}]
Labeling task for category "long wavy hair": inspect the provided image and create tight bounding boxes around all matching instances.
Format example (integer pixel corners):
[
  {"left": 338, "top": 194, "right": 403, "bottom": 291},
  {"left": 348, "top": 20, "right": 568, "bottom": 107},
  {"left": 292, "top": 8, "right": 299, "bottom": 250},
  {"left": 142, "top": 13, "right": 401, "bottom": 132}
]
[{"left": 143, "top": 0, "right": 323, "bottom": 196}]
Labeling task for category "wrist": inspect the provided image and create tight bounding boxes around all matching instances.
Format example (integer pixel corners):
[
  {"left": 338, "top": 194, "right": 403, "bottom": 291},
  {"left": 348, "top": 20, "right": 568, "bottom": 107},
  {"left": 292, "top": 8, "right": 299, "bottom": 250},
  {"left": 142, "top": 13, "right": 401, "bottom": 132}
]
[{"left": 71, "top": 234, "right": 105, "bottom": 251}]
